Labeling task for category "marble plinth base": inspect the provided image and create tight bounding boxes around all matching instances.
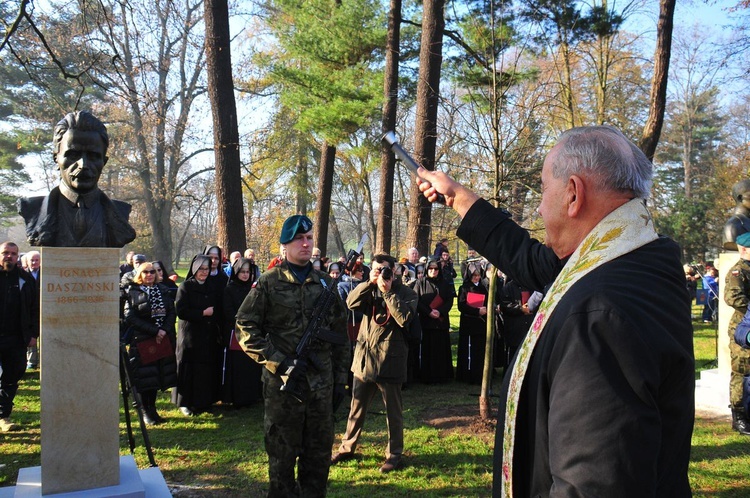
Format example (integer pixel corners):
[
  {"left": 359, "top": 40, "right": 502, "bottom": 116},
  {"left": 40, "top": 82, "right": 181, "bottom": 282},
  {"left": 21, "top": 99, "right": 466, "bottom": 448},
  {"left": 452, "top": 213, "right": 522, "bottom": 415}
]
[
  {"left": 0, "top": 456, "right": 170, "bottom": 498},
  {"left": 695, "top": 367, "right": 730, "bottom": 416}
]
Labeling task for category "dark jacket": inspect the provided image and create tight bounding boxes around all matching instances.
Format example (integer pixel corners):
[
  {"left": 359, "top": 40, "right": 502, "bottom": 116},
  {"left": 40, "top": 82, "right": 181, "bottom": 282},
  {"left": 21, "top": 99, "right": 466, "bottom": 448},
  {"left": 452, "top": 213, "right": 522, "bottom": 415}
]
[
  {"left": 223, "top": 279, "right": 252, "bottom": 346},
  {"left": 456, "top": 278, "right": 488, "bottom": 337},
  {"left": 413, "top": 271, "right": 454, "bottom": 331},
  {"left": 18, "top": 186, "right": 136, "bottom": 247},
  {"left": 0, "top": 267, "right": 39, "bottom": 345},
  {"left": 458, "top": 199, "right": 694, "bottom": 498},
  {"left": 347, "top": 279, "right": 418, "bottom": 383},
  {"left": 175, "top": 278, "right": 221, "bottom": 351},
  {"left": 125, "top": 283, "right": 177, "bottom": 391},
  {"left": 173, "top": 276, "right": 222, "bottom": 408}
]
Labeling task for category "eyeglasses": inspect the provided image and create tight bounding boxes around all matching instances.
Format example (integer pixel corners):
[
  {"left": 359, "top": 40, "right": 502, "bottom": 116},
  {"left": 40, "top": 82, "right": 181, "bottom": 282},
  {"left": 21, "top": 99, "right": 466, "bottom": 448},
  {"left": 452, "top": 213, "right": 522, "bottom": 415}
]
[{"left": 142, "top": 270, "right": 156, "bottom": 275}]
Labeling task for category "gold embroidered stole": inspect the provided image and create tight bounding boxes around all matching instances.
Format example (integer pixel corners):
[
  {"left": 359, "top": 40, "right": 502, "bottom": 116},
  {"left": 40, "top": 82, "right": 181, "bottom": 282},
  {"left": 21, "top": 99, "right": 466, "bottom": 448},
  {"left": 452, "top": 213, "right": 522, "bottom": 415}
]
[{"left": 500, "top": 199, "right": 658, "bottom": 497}]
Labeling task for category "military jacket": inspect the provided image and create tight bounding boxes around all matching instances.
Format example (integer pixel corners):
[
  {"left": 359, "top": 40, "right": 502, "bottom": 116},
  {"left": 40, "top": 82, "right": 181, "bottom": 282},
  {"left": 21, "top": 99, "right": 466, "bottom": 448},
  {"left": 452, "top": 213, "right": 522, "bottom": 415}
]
[
  {"left": 725, "top": 258, "right": 750, "bottom": 336},
  {"left": 235, "top": 260, "right": 349, "bottom": 390},
  {"left": 347, "top": 279, "right": 418, "bottom": 383}
]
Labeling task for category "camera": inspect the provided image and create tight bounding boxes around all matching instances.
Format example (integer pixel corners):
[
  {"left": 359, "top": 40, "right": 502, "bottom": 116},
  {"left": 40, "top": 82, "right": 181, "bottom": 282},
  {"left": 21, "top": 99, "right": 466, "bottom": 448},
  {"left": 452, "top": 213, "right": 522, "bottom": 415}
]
[{"left": 380, "top": 267, "right": 393, "bottom": 281}]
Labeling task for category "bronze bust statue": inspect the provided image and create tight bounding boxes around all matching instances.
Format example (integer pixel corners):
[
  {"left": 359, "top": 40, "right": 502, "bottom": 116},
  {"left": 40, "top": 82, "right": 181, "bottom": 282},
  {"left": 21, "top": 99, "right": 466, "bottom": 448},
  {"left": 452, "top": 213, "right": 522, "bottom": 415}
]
[
  {"left": 723, "top": 179, "right": 750, "bottom": 251},
  {"left": 17, "top": 110, "right": 136, "bottom": 248}
]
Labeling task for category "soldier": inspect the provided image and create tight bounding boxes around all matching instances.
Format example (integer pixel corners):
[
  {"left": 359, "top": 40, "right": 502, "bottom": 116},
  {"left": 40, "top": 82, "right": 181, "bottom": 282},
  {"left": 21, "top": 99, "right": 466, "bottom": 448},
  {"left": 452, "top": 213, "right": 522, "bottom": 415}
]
[
  {"left": 725, "top": 231, "right": 750, "bottom": 435},
  {"left": 236, "top": 215, "right": 349, "bottom": 497}
]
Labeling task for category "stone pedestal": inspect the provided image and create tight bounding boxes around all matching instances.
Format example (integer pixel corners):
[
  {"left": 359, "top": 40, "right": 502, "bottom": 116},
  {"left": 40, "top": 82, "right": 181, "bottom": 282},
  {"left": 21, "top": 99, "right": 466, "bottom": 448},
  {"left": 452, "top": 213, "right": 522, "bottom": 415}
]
[
  {"left": 40, "top": 248, "right": 121, "bottom": 494},
  {"left": 694, "top": 252, "right": 735, "bottom": 414},
  {"left": 0, "top": 248, "right": 170, "bottom": 497}
]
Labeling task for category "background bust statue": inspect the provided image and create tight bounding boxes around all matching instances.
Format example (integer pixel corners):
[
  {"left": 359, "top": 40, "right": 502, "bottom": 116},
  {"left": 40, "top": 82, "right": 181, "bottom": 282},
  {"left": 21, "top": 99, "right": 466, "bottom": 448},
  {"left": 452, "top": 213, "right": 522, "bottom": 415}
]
[
  {"left": 17, "top": 110, "right": 136, "bottom": 248},
  {"left": 723, "top": 179, "right": 750, "bottom": 251}
]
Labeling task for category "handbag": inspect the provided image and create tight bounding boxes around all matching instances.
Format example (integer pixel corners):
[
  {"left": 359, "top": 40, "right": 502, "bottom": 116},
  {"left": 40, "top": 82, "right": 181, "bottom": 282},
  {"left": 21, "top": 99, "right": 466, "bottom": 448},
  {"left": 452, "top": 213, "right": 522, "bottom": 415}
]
[{"left": 136, "top": 335, "right": 173, "bottom": 364}]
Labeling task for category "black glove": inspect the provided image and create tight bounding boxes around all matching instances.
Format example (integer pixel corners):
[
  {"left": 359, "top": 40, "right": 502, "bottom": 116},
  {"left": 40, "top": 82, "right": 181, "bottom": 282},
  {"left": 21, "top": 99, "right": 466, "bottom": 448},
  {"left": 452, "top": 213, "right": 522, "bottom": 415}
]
[
  {"left": 280, "top": 357, "right": 307, "bottom": 377},
  {"left": 332, "top": 383, "right": 350, "bottom": 412}
]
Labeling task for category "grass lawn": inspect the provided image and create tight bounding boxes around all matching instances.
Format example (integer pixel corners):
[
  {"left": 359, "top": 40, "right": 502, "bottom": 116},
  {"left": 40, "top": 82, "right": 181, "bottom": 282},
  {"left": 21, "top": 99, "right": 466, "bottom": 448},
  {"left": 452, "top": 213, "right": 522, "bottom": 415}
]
[{"left": 2, "top": 305, "right": 749, "bottom": 496}]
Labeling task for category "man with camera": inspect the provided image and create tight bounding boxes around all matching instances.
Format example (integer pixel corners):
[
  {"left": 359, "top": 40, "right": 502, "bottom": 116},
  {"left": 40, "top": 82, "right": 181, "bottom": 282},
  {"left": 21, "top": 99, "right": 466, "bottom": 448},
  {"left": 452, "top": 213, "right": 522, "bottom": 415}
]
[{"left": 331, "top": 254, "right": 418, "bottom": 473}]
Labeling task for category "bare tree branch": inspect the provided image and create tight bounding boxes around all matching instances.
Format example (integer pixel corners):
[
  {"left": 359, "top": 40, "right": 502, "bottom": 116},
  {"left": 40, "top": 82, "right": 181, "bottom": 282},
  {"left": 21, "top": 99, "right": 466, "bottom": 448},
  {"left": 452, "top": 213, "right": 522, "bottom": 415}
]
[{"left": 0, "top": 0, "right": 31, "bottom": 54}]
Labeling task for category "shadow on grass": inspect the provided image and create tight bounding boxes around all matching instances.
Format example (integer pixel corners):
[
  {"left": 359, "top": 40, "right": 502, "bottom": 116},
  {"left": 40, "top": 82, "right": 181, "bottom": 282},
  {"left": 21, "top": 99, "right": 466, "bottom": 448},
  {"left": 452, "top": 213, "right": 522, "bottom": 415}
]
[{"left": 691, "top": 440, "right": 750, "bottom": 461}]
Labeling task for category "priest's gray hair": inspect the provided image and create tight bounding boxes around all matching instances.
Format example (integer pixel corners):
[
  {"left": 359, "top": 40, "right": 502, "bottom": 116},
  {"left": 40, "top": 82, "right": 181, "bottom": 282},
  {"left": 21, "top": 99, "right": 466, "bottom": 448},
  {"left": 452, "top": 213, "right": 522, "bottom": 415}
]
[{"left": 551, "top": 125, "right": 653, "bottom": 199}]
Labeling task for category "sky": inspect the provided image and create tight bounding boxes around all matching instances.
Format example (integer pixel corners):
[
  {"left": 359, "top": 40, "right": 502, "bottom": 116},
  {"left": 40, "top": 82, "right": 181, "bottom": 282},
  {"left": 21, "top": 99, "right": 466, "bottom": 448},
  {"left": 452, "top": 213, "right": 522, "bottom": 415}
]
[{"left": 10, "top": 0, "right": 748, "bottom": 197}]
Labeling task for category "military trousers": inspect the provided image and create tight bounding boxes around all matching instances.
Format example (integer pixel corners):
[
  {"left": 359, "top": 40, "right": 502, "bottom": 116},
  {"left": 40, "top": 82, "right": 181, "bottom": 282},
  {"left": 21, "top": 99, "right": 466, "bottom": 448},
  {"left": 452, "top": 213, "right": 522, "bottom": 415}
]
[
  {"left": 338, "top": 375, "right": 403, "bottom": 460},
  {"left": 729, "top": 340, "right": 750, "bottom": 408},
  {"left": 262, "top": 370, "right": 334, "bottom": 498}
]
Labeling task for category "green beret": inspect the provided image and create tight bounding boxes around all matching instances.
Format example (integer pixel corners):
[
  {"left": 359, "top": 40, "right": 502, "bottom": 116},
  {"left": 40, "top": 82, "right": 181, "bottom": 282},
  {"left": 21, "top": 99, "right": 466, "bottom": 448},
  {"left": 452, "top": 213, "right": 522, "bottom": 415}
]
[
  {"left": 737, "top": 232, "right": 750, "bottom": 248},
  {"left": 280, "top": 215, "right": 313, "bottom": 244}
]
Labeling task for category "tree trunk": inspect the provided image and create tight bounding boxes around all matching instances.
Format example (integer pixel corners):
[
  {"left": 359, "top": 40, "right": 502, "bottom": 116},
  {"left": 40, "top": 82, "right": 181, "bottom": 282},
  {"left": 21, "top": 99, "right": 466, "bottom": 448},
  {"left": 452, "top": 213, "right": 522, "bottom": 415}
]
[
  {"left": 560, "top": 40, "right": 577, "bottom": 129},
  {"left": 314, "top": 142, "right": 336, "bottom": 256},
  {"left": 329, "top": 211, "right": 347, "bottom": 260},
  {"left": 295, "top": 130, "right": 309, "bottom": 214},
  {"left": 205, "top": 0, "right": 247, "bottom": 255},
  {"left": 480, "top": 268, "right": 498, "bottom": 421},
  {"left": 407, "top": 0, "right": 445, "bottom": 256},
  {"left": 639, "top": 0, "right": 675, "bottom": 161},
  {"left": 377, "top": 0, "right": 401, "bottom": 256}
]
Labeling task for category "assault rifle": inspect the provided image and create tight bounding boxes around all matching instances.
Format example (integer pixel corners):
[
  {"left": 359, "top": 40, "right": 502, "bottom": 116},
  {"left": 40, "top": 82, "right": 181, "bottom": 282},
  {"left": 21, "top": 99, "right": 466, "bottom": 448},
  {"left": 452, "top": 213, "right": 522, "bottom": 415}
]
[{"left": 280, "top": 234, "right": 367, "bottom": 403}]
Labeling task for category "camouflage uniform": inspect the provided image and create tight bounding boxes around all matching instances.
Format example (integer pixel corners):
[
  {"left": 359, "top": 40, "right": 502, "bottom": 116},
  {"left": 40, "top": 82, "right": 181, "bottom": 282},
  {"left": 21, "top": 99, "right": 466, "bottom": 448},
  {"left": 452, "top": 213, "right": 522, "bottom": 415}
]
[
  {"left": 724, "top": 258, "right": 750, "bottom": 409},
  {"left": 236, "top": 261, "right": 349, "bottom": 498}
]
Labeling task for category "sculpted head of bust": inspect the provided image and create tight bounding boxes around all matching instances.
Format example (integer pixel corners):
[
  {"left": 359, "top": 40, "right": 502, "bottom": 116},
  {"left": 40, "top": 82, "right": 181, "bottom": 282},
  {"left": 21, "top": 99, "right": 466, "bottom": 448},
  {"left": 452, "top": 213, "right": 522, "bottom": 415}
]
[{"left": 53, "top": 111, "right": 109, "bottom": 196}]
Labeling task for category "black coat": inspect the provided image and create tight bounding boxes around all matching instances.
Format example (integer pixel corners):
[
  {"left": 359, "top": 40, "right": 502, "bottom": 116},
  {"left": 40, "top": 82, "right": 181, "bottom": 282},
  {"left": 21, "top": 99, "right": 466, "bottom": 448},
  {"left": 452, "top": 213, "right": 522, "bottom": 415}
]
[
  {"left": 456, "top": 279, "right": 489, "bottom": 384},
  {"left": 173, "top": 278, "right": 221, "bottom": 409},
  {"left": 413, "top": 275, "right": 454, "bottom": 331},
  {"left": 457, "top": 280, "right": 488, "bottom": 337},
  {"left": 497, "top": 279, "right": 535, "bottom": 355},
  {"left": 125, "top": 284, "right": 177, "bottom": 391},
  {"left": 221, "top": 278, "right": 262, "bottom": 405},
  {"left": 413, "top": 274, "right": 455, "bottom": 383},
  {"left": 0, "top": 267, "right": 39, "bottom": 346},
  {"left": 458, "top": 199, "right": 694, "bottom": 498}
]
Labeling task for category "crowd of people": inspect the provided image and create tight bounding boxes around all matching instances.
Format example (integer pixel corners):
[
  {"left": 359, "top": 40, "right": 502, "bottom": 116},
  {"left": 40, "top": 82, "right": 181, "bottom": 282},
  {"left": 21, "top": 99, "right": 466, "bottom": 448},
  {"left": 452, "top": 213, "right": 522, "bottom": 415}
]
[
  {"left": 118, "top": 247, "right": 263, "bottom": 424},
  {"left": 268, "top": 241, "right": 547, "bottom": 388}
]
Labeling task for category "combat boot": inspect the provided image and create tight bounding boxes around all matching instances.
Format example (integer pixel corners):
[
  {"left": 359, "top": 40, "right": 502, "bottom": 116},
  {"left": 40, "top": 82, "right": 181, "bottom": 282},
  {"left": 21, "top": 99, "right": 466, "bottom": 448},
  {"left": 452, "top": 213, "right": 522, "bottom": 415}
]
[{"left": 731, "top": 408, "right": 750, "bottom": 435}]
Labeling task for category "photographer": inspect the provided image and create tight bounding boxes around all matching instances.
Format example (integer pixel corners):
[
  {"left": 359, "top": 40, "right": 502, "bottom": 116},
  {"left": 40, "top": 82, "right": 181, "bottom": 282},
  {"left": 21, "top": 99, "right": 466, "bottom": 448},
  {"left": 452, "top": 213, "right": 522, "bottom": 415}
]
[
  {"left": 438, "top": 249, "right": 457, "bottom": 288},
  {"left": 331, "top": 254, "right": 418, "bottom": 473}
]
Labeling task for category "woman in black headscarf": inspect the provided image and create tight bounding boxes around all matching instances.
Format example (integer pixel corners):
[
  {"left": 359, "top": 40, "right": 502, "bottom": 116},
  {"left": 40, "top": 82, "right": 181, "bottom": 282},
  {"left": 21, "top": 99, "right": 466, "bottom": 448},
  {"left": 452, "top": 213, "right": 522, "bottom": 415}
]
[
  {"left": 221, "top": 258, "right": 262, "bottom": 407},
  {"left": 455, "top": 269, "right": 489, "bottom": 384},
  {"left": 124, "top": 262, "right": 177, "bottom": 424},
  {"left": 413, "top": 258, "right": 455, "bottom": 383},
  {"left": 172, "top": 255, "right": 221, "bottom": 416}
]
